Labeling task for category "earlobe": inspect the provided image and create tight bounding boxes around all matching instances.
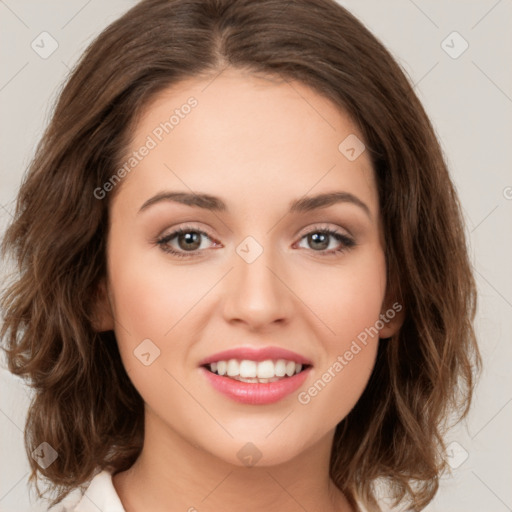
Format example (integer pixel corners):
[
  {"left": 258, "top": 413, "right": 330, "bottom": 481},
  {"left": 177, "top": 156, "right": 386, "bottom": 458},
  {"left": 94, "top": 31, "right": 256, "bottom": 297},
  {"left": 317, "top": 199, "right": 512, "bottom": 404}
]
[
  {"left": 378, "top": 299, "right": 405, "bottom": 339},
  {"left": 90, "top": 278, "right": 115, "bottom": 332}
]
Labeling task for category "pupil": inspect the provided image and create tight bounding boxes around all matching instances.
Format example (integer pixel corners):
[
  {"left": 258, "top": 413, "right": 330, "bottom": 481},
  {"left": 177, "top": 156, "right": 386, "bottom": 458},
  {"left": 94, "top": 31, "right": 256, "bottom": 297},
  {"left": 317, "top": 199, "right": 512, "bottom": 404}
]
[
  {"left": 310, "top": 232, "right": 328, "bottom": 250},
  {"left": 179, "top": 232, "right": 200, "bottom": 251}
]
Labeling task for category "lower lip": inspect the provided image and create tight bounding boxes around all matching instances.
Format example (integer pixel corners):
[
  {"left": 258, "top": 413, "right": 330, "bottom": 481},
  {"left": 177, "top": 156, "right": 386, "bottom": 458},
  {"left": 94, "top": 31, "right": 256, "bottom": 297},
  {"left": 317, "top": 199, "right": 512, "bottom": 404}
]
[{"left": 200, "top": 366, "right": 312, "bottom": 405}]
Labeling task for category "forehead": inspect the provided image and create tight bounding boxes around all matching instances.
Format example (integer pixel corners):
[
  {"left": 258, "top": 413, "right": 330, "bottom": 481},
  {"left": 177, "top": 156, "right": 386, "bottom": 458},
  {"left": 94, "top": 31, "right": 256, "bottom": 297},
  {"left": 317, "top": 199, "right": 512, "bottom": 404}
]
[{"left": 112, "top": 68, "right": 378, "bottom": 218}]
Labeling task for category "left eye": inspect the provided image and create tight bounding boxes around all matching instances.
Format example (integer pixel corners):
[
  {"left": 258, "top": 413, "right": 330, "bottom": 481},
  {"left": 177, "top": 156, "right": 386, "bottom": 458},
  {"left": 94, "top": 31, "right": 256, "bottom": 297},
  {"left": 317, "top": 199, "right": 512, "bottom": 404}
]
[
  {"left": 295, "top": 229, "right": 355, "bottom": 255},
  {"left": 155, "top": 225, "right": 355, "bottom": 258}
]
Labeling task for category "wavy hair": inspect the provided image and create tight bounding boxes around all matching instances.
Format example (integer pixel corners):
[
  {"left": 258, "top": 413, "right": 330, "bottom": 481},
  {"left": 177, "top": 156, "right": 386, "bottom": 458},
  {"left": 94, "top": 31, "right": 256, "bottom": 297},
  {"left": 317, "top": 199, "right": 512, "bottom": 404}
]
[{"left": 0, "top": 0, "right": 481, "bottom": 510}]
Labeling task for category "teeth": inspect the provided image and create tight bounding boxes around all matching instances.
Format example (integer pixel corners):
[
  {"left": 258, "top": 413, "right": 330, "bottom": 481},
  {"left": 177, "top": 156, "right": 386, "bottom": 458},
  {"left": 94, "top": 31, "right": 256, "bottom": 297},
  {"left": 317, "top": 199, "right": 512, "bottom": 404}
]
[
  {"left": 217, "top": 360, "right": 227, "bottom": 376},
  {"left": 286, "top": 361, "right": 296, "bottom": 377},
  {"left": 207, "top": 358, "right": 305, "bottom": 379},
  {"left": 226, "top": 359, "right": 239, "bottom": 377},
  {"left": 239, "top": 360, "right": 257, "bottom": 378},
  {"left": 275, "top": 359, "right": 286, "bottom": 377},
  {"left": 257, "top": 360, "right": 274, "bottom": 378}
]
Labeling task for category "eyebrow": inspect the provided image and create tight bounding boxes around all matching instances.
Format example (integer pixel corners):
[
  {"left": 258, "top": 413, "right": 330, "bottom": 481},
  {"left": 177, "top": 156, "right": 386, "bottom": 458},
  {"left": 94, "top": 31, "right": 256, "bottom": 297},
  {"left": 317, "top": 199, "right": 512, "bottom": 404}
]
[{"left": 138, "top": 191, "right": 372, "bottom": 219}]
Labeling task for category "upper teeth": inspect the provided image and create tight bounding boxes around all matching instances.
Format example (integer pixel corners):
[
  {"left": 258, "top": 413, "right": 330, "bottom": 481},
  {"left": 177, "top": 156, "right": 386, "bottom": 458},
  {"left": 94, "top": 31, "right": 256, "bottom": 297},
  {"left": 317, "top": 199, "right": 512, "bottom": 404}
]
[{"left": 209, "top": 359, "right": 303, "bottom": 378}]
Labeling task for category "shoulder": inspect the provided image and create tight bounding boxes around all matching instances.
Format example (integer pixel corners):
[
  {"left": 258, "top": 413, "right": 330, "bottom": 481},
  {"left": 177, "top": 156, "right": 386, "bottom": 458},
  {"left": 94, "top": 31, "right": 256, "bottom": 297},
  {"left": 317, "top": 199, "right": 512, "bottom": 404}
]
[{"left": 48, "top": 470, "right": 125, "bottom": 512}]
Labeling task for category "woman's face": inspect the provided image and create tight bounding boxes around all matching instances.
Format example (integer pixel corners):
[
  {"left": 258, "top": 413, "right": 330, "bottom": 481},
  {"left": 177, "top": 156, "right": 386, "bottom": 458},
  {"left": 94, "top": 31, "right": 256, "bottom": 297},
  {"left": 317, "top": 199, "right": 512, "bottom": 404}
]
[{"left": 97, "top": 68, "right": 401, "bottom": 466}]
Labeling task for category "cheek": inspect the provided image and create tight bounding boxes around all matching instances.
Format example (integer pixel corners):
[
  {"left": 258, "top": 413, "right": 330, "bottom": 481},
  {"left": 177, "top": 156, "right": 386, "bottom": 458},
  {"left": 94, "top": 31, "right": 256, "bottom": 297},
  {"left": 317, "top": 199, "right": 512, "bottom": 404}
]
[
  {"left": 305, "top": 246, "right": 387, "bottom": 343},
  {"left": 107, "top": 242, "right": 209, "bottom": 343},
  {"left": 294, "top": 250, "right": 385, "bottom": 415},
  {"left": 105, "top": 249, "right": 203, "bottom": 414}
]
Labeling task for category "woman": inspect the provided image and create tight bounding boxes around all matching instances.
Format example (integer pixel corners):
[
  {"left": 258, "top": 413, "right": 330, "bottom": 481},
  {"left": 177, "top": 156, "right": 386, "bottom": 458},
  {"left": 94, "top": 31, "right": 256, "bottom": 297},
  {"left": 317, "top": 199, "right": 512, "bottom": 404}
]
[{"left": 0, "top": 1, "right": 481, "bottom": 510}]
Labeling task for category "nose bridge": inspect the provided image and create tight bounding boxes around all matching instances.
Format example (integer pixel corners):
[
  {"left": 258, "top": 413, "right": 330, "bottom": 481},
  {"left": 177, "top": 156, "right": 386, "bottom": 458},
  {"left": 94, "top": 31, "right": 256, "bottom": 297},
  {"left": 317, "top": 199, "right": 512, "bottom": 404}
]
[{"left": 223, "top": 234, "right": 290, "bottom": 326}]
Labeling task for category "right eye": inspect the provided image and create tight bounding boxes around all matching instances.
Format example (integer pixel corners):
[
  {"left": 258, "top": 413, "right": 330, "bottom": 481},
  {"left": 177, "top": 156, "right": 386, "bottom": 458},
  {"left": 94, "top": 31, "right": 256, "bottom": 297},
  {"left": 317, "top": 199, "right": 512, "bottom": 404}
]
[{"left": 156, "top": 225, "right": 219, "bottom": 258}]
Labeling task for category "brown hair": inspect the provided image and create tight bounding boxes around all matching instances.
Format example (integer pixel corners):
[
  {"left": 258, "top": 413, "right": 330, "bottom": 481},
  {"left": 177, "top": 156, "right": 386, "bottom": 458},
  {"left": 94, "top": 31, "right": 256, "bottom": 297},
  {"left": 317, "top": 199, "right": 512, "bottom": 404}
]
[{"left": 0, "top": 0, "right": 481, "bottom": 510}]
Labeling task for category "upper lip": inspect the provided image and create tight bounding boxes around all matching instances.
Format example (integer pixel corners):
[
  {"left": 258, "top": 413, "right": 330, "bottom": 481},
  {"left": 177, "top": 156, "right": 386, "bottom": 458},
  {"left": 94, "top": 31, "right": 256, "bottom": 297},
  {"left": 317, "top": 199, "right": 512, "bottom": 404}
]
[{"left": 198, "top": 346, "right": 313, "bottom": 366}]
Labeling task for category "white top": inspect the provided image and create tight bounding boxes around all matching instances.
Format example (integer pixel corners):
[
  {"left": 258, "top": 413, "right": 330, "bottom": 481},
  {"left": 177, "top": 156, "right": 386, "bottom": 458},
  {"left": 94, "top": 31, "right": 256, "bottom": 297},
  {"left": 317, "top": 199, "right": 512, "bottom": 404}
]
[{"left": 53, "top": 470, "right": 125, "bottom": 512}]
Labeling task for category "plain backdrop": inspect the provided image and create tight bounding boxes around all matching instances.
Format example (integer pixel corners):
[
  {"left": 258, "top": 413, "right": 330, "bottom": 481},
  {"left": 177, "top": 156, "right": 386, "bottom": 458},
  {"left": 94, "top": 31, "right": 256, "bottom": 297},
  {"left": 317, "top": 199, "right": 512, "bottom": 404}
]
[{"left": 1, "top": 1, "right": 511, "bottom": 511}]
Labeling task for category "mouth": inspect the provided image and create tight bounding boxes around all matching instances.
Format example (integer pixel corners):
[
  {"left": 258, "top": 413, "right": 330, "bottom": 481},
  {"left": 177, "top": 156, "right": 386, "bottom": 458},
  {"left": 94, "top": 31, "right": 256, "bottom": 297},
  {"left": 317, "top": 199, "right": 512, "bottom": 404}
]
[
  {"left": 201, "top": 359, "right": 312, "bottom": 383},
  {"left": 198, "top": 346, "right": 313, "bottom": 405}
]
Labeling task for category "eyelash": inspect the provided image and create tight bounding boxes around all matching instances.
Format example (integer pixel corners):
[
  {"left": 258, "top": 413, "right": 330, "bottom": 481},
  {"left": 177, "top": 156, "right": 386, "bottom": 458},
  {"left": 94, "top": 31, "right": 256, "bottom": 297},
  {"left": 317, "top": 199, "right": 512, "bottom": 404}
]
[{"left": 155, "top": 224, "right": 356, "bottom": 259}]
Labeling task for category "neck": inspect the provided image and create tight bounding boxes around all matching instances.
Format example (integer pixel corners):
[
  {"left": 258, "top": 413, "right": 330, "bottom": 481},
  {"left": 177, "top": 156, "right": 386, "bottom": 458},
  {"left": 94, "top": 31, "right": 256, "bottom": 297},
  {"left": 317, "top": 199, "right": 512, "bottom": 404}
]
[{"left": 112, "top": 408, "right": 354, "bottom": 512}]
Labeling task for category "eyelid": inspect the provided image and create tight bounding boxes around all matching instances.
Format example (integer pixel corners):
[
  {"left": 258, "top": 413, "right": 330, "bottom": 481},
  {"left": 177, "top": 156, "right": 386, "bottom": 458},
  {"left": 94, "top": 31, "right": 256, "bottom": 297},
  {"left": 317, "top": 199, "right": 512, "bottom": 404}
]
[
  {"left": 157, "top": 221, "right": 351, "bottom": 240},
  {"left": 295, "top": 222, "right": 351, "bottom": 239},
  {"left": 155, "top": 223, "right": 220, "bottom": 247}
]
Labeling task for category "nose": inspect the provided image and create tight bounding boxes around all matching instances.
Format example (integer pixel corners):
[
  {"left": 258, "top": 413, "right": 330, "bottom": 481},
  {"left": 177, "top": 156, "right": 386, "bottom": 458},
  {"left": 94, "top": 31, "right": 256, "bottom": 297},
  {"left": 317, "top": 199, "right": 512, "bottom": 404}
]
[{"left": 222, "top": 243, "right": 292, "bottom": 330}]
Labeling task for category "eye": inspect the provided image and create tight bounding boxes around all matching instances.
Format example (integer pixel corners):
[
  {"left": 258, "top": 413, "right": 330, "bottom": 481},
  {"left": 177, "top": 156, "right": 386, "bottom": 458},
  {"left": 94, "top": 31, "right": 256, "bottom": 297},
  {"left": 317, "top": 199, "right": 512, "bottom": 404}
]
[
  {"left": 155, "top": 224, "right": 356, "bottom": 258},
  {"left": 155, "top": 225, "right": 218, "bottom": 258},
  {"left": 295, "top": 226, "right": 356, "bottom": 256}
]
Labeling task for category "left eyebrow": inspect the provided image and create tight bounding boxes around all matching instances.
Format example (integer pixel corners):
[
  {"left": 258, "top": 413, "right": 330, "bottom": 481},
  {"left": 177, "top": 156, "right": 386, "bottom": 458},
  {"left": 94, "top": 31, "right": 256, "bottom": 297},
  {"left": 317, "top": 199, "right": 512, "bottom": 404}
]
[
  {"left": 138, "top": 191, "right": 372, "bottom": 219},
  {"left": 289, "top": 191, "right": 371, "bottom": 219}
]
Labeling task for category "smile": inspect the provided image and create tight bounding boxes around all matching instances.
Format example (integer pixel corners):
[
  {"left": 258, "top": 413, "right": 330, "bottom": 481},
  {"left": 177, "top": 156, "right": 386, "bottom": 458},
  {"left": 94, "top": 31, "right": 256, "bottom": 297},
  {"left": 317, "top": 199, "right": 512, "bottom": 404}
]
[
  {"left": 205, "top": 358, "right": 307, "bottom": 382},
  {"left": 200, "top": 361, "right": 312, "bottom": 405}
]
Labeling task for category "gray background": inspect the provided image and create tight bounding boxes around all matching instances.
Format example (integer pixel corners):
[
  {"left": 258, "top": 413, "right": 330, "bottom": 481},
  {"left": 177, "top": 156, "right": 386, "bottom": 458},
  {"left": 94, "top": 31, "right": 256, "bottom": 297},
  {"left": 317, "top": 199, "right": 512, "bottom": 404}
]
[{"left": 1, "top": 1, "right": 511, "bottom": 511}]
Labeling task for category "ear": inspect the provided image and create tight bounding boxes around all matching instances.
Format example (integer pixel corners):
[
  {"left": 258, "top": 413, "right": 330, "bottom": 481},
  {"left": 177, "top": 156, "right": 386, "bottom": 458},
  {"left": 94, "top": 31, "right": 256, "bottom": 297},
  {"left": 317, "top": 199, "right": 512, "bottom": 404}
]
[
  {"left": 378, "top": 286, "right": 405, "bottom": 339},
  {"left": 90, "top": 278, "right": 115, "bottom": 332}
]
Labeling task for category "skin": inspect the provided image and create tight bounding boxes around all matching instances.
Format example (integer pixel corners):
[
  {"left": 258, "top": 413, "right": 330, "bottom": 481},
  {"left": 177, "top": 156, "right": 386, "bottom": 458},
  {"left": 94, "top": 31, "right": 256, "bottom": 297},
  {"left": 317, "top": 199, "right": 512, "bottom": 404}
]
[{"left": 93, "top": 67, "right": 403, "bottom": 512}]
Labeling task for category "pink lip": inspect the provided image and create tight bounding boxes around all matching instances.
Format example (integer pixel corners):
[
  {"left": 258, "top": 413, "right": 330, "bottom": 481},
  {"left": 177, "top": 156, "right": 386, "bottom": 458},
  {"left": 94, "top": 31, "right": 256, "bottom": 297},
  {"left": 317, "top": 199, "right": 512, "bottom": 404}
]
[
  {"left": 198, "top": 346, "right": 313, "bottom": 366},
  {"left": 200, "top": 366, "right": 312, "bottom": 405}
]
